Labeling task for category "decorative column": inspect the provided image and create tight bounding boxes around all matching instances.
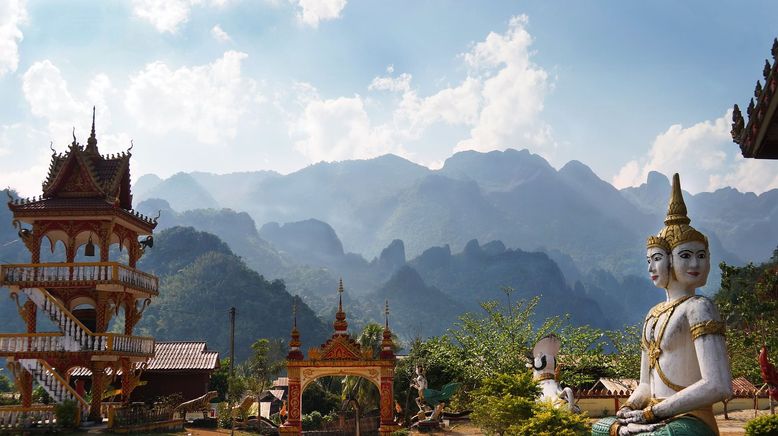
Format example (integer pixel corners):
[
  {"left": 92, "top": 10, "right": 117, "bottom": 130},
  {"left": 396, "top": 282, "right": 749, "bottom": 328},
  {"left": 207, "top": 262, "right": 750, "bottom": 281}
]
[
  {"left": 95, "top": 293, "right": 108, "bottom": 333},
  {"left": 379, "top": 367, "right": 396, "bottom": 435},
  {"left": 89, "top": 362, "right": 106, "bottom": 422},
  {"left": 280, "top": 366, "right": 302, "bottom": 435}
]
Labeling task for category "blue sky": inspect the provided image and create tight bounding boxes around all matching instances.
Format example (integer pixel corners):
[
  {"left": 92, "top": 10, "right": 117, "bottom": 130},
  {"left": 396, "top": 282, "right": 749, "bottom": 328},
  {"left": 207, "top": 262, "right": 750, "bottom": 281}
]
[{"left": 1, "top": 0, "right": 777, "bottom": 196}]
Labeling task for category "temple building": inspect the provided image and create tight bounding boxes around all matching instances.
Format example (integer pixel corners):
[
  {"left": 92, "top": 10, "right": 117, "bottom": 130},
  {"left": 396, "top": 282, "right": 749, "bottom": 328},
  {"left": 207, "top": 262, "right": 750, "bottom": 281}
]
[
  {"left": 732, "top": 38, "right": 778, "bottom": 159},
  {"left": 0, "top": 109, "right": 158, "bottom": 422}
]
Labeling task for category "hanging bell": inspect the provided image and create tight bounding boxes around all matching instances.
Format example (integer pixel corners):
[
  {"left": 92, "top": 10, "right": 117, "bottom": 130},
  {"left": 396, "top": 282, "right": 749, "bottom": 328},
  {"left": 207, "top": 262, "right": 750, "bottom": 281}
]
[{"left": 85, "top": 233, "right": 95, "bottom": 257}]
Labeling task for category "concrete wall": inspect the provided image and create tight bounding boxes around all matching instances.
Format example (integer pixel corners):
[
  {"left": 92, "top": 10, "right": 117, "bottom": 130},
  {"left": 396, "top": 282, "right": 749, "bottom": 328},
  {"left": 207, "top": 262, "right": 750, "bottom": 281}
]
[{"left": 578, "top": 397, "right": 773, "bottom": 418}]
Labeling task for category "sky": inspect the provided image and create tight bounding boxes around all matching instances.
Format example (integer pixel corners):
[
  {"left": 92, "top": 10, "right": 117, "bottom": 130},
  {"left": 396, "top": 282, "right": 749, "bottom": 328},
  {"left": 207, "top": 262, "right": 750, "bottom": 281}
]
[{"left": 1, "top": 0, "right": 778, "bottom": 197}]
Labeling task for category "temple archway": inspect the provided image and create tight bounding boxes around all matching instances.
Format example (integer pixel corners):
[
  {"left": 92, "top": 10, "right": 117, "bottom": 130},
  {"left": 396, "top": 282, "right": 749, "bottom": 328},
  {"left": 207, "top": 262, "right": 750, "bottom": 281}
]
[{"left": 279, "top": 281, "right": 398, "bottom": 436}]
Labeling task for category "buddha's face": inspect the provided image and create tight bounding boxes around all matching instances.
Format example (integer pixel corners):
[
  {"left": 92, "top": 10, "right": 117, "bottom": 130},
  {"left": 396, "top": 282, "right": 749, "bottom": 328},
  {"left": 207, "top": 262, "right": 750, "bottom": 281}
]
[
  {"left": 670, "top": 241, "right": 710, "bottom": 291},
  {"left": 647, "top": 247, "right": 670, "bottom": 289}
]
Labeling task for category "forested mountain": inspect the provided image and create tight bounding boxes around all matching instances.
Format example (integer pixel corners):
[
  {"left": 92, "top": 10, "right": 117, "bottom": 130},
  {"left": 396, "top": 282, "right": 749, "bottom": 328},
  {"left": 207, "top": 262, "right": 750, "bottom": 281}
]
[
  {"left": 135, "top": 227, "right": 330, "bottom": 361},
  {"left": 133, "top": 149, "right": 777, "bottom": 280}
]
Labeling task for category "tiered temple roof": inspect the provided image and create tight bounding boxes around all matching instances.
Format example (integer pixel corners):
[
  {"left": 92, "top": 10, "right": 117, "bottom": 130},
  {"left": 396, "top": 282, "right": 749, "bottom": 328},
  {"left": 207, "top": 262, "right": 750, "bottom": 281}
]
[
  {"left": 731, "top": 38, "right": 778, "bottom": 159},
  {"left": 8, "top": 108, "right": 156, "bottom": 231}
]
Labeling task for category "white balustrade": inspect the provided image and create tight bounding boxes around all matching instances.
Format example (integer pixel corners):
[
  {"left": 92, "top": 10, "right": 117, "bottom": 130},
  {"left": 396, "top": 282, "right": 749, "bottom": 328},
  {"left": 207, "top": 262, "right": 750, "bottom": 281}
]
[{"left": 1, "top": 262, "right": 158, "bottom": 294}]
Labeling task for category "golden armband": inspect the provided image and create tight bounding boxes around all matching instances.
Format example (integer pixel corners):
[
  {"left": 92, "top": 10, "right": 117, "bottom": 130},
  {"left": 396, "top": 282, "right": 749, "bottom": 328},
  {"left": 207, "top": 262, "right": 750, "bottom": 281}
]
[
  {"left": 642, "top": 406, "right": 657, "bottom": 423},
  {"left": 609, "top": 420, "right": 621, "bottom": 436},
  {"left": 690, "top": 320, "right": 726, "bottom": 340}
]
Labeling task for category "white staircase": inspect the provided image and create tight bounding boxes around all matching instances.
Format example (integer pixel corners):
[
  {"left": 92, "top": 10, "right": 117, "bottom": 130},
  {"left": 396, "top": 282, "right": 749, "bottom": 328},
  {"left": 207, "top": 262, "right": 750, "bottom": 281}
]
[
  {"left": 18, "top": 359, "right": 89, "bottom": 417},
  {"left": 22, "top": 288, "right": 107, "bottom": 351}
]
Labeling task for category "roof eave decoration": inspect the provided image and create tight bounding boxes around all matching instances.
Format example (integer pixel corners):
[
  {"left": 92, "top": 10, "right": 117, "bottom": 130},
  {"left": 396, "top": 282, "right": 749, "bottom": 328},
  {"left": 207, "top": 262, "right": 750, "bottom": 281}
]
[
  {"left": 42, "top": 142, "right": 105, "bottom": 198},
  {"left": 732, "top": 38, "right": 778, "bottom": 159}
]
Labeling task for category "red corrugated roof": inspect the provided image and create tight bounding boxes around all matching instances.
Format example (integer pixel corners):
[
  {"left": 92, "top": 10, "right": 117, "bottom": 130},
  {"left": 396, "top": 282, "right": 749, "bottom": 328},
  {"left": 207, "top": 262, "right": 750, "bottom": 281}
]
[
  {"left": 731, "top": 376, "right": 757, "bottom": 395},
  {"left": 69, "top": 342, "right": 219, "bottom": 377}
]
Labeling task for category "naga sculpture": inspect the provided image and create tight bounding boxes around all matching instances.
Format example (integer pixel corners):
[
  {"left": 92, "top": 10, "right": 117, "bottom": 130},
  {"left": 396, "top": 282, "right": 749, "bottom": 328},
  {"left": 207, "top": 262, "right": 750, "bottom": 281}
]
[
  {"left": 527, "top": 334, "right": 579, "bottom": 413},
  {"left": 174, "top": 390, "right": 218, "bottom": 420},
  {"left": 593, "top": 173, "right": 733, "bottom": 436}
]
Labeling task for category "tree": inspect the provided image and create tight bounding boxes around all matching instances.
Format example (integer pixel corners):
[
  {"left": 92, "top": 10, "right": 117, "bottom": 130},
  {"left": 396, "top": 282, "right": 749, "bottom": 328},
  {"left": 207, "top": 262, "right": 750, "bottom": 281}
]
[
  {"left": 209, "top": 358, "right": 230, "bottom": 402},
  {"left": 715, "top": 254, "right": 778, "bottom": 384},
  {"left": 469, "top": 371, "right": 539, "bottom": 435},
  {"left": 240, "top": 338, "right": 285, "bottom": 404}
]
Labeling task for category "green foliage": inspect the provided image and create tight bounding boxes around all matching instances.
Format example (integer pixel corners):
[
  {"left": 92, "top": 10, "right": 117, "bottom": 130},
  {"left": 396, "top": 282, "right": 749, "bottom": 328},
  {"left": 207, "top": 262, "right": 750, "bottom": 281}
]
[
  {"left": 136, "top": 227, "right": 330, "bottom": 362},
  {"left": 715, "top": 254, "right": 778, "bottom": 384},
  {"left": 470, "top": 372, "right": 539, "bottom": 435},
  {"left": 391, "top": 430, "right": 410, "bottom": 436},
  {"left": 302, "top": 378, "right": 341, "bottom": 415},
  {"left": 209, "top": 358, "right": 230, "bottom": 402},
  {"left": 744, "top": 414, "right": 778, "bottom": 436},
  {"left": 33, "top": 385, "right": 51, "bottom": 404},
  {"left": 54, "top": 399, "right": 79, "bottom": 429},
  {"left": 301, "top": 410, "right": 323, "bottom": 431},
  {"left": 239, "top": 338, "right": 285, "bottom": 402},
  {"left": 216, "top": 402, "right": 232, "bottom": 428},
  {"left": 508, "top": 402, "right": 590, "bottom": 436},
  {"left": 0, "top": 374, "right": 12, "bottom": 392}
]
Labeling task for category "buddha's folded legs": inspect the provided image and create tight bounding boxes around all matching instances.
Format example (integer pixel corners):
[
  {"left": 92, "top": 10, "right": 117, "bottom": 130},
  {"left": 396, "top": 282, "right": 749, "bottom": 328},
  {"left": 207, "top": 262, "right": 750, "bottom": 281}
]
[{"left": 592, "top": 416, "right": 716, "bottom": 436}]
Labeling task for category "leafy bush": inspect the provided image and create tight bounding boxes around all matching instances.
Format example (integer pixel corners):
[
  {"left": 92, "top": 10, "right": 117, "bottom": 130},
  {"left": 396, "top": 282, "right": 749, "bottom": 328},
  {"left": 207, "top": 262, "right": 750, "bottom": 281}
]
[
  {"left": 55, "top": 399, "right": 79, "bottom": 429},
  {"left": 391, "top": 430, "right": 410, "bottom": 436},
  {"left": 33, "top": 386, "right": 51, "bottom": 404},
  {"left": 508, "top": 401, "right": 590, "bottom": 436},
  {"left": 470, "top": 372, "right": 539, "bottom": 435},
  {"left": 301, "top": 411, "right": 323, "bottom": 430},
  {"left": 745, "top": 414, "right": 778, "bottom": 436},
  {"left": 216, "top": 402, "right": 232, "bottom": 428}
]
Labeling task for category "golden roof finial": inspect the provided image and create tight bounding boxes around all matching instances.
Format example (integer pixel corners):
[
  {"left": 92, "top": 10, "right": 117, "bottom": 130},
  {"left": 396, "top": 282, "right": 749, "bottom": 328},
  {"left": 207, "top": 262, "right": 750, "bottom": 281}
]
[
  {"left": 384, "top": 299, "right": 389, "bottom": 329},
  {"left": 664, "top": 173, "right": 690, "bottom": 226},
  {"left": 334, "top": 278, "right": 348, "bottom": 334},
  {"left": 287, "top": 299, "right": 303, "bottom": 360},
  {"left": 656, "top": 173, "right": 707, "bottom": 249}
]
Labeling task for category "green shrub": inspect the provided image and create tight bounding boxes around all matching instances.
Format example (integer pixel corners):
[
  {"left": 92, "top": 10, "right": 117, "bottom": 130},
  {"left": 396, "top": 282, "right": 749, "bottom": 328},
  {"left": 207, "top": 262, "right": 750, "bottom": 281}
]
[
  {"left": 470, "top": 372, "right": 539, "bottom": 435},
  {"left": 32, "top": 386, "right": 51, "bottom": 404},
  {"left": 301, "top": 411, "right": 323, "bottom": 430},
  {"left": 55, "top": 399, "right": 79, "bottom": 429},
  {"left": 391, "top": 430, "right": 410, "bottom": 436},
  {"left": 745, "top": 414, "right": 778, "bottom": 436},
  {"left": 508, "top": 401, "right": 590, "bottom": 436},
  {"left": 216, "top": 402, "right": 232, "bottom": 428}
]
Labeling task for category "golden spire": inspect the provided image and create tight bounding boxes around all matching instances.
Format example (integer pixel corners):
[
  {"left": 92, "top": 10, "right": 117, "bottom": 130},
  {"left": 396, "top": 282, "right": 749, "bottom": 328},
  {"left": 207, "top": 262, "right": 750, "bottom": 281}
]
[
  {"left": 86, "top": 106, "right": 98, "bottom": 154},
  {"left": 287, "top": 299, "right": 303, "bottom": 360},
  {"left": 380, "top": 299, "right": 395, "bottom": 359},
  {"left": 664, "top": 173, "right": 690, "bottom": 227},
  {"left": 333, "top": 278, "right": 348, "bottom": 335},
  {"left": 656, "top": 173, "right": 707, "bottom": 249}
]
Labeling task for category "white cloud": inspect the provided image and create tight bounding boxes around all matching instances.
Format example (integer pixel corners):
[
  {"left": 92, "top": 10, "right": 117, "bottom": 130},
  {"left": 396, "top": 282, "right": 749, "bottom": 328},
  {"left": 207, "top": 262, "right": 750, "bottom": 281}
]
[
  {"left": 455, "top": 15, "right": 553, "bottom": 156},
  {"left": 290, "top": 94, "right": 395, "bottom": 162},
  {"left": 211, "top": 24, "right": 232, "bottom": 42},
  {"left": 125, "top": 51, "right": 258, "bottom": 144},
  {"left": 292, "top": 0, "right": 348, "bottom": 28},
  {"left": 395, "top": 77, "right": 481, "bottom": 138},
  {"left": 284, "top": 15, "right": 553, "bottom": 166},
  {"left": 132, "top": 0, "right": 230, "bottom": 33},
  {"left": 369, "top": 72, "right": 412, "bottom": 93},
  {"left": 22, "top": 60, "right": 115, "bottom": 143},
  {"left": 0, "top": 0, "right": 28, "bottom": 77},
  {"left": 612, "top": 110, "right": 778, "bottom": 194}
]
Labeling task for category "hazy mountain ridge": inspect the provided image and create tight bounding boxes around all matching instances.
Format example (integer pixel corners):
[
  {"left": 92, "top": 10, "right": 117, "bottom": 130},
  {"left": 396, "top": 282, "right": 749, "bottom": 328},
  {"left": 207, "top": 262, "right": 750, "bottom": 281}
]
[{"left": 133, "top": 149, "right": 776, "bottom": 279}]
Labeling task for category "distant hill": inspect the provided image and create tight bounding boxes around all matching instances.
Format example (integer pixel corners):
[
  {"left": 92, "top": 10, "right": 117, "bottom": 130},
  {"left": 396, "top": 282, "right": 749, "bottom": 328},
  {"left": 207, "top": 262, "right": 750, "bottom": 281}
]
[
  {"left": 408, "top": 239, "right": 613, "bottom": 329},
  {"left": 136, "top": 226, "right": 330, "bottom": 361},
  {"left": 132, "top": 149, "right": 778, "bottom": 279}
]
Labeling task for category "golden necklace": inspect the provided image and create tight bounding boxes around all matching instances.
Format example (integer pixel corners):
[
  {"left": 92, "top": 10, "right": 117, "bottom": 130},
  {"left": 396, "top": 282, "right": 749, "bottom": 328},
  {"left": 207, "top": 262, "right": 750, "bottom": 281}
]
[{"left": 642, "top": 295, "right": 694, "bottom": 392}]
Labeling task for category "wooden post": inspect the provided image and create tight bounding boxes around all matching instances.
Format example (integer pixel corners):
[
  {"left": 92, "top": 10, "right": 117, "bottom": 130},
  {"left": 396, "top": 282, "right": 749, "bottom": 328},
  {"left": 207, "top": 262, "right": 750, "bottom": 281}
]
[{"left": 229, "top": 307, "right": 235, "bottom": 436}]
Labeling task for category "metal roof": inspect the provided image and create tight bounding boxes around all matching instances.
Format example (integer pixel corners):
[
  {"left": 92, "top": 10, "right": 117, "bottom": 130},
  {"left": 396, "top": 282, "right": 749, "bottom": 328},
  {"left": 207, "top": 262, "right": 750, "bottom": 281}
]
[{"left": 69, "top": 341, "right": 219, "bottom": 376}]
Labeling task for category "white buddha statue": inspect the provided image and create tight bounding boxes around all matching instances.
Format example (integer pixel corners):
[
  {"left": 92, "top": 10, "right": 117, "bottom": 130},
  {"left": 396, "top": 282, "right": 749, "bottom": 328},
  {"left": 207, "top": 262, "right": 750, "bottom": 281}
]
[{"left": 593, "top": 173, "right": 732, "bottom": 436}]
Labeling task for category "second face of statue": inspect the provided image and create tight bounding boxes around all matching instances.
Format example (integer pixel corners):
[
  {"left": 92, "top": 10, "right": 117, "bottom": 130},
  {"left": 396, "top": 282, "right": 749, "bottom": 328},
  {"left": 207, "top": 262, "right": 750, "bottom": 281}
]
[{"left": 647, "top": 247, "right": 671, "bottom": 289}]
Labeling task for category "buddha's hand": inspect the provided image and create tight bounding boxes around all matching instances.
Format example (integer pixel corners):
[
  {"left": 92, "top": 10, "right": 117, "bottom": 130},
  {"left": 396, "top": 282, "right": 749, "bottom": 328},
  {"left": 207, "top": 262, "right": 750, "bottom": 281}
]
[
  {"left": 618, "top": 423, "right": 664, "bottom": 435},
  {"left": 616, "top": 406, "right": 633, "bottom": 419},
  {"left": 619, "top": 407, "right": 660, "bottom": 425}
]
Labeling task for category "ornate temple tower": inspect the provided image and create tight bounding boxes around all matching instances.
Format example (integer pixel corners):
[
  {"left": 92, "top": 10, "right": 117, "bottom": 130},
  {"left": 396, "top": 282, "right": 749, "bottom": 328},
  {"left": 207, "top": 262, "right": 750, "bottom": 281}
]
[{"left": 0, "top": 109, "right": 158, "bottom": 422}]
